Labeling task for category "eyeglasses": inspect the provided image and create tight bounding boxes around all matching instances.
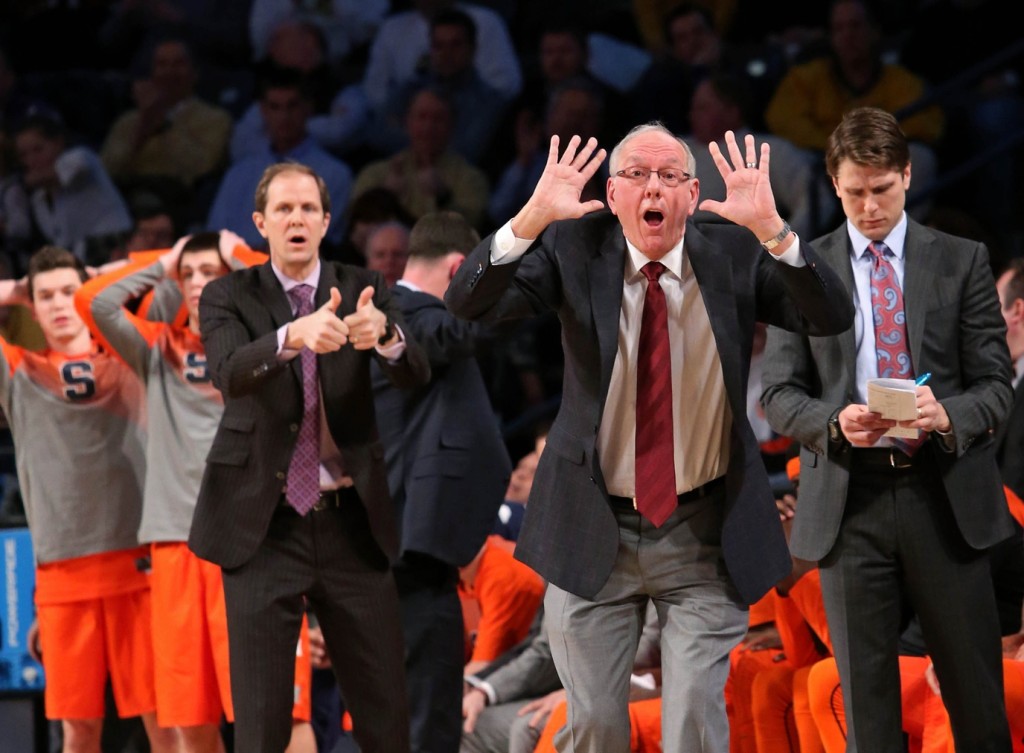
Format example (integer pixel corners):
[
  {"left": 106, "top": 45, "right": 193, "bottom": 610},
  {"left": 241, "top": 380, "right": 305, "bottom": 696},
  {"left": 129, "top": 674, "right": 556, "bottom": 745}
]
[{"left": 615, "top": 166, "right": 693, "bottom": 187}]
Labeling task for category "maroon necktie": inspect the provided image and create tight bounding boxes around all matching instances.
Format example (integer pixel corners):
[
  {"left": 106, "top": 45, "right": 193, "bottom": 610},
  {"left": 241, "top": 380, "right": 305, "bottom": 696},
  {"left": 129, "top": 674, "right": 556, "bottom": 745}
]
[
  {"left": 868, "top": 242, "right": 923, "bottom": 455},
  {"left": 635, "top": 261, "right": 678, "bottom": 526},
  {"left": 286, "top": 284, "right": 321, "bottom": 514}
]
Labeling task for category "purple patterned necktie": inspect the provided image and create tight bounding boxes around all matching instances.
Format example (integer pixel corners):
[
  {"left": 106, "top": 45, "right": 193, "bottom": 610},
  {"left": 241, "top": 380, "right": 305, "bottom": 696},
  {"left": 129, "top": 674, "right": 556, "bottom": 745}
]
[
  {"left": 868, "top": 241, "right": 923, "bottom": 455},
  {"left": 286, "top": 284, "right": 321, "bottom": 514},
  {"left": 635, "top": 261, "right": 677, "bottom": 526}
]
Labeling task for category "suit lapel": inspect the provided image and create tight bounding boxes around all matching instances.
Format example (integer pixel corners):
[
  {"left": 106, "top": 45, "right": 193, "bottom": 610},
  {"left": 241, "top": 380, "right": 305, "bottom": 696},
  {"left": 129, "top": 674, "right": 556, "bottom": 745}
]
[
  {"left": 256, "top": 261, "right": 305, "bottom": 385},
  {"left": 258, "top": 261, "right": 294, "bottom": 330},
  {"left": 900, "top": 222, "right": 935, "bottom": 371},
  {"left": 588, "top": 231, "right": 626, "bottom": 401}
]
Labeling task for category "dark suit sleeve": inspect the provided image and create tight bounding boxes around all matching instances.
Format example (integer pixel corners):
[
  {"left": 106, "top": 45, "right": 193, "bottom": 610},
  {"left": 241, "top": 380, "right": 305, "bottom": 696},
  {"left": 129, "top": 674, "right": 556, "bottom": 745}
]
[
  {"left": 200, "top": 275, "right": 288, "bottom": 399},
  {"left": 371, "top": 275, "right": 431, "bottom": 389},
  {"left": 937, "top": 243, "right": 1014, "bottom": 452},
  {"left": 760, "top": 324, "right": 833, "bottom": 452},
  {"left": 756, "top": 241, "right": 855, "bottom": 337},
  {"left": 444, "top": 231, "right": 564, "bottom": 323},
  {"left": 402, "top": 305, "right": 496, "bottom": 369}
]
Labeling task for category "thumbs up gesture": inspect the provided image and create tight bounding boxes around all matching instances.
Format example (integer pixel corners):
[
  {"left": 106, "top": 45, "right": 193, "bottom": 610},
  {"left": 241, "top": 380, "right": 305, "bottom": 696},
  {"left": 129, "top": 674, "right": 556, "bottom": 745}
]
[
  {"left": 342, "top": 286, "right": 390, "bottom": 351},
  {"left": 284, "top": 287, "right": 351, "bottom": 353}
]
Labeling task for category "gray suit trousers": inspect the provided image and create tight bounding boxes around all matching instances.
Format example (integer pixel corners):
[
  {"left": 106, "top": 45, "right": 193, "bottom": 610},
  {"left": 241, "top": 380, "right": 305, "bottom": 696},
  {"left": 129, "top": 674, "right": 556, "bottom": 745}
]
[{"left": 545, "top": 491, "right": 746, "bottom": 753}]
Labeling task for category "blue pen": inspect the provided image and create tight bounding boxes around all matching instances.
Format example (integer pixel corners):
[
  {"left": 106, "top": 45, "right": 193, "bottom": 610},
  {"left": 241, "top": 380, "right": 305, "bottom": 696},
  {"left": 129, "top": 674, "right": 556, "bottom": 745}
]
[{"left": 915, "top": 372, "right": 932, "bottom": 386}]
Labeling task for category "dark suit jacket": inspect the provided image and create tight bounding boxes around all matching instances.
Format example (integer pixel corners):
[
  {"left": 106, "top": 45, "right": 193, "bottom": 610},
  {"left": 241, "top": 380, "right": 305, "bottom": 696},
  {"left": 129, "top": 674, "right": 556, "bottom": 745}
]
[
  {"left": 995, "top": 379, "right": 1024, "bottom": 499},
  {"left": 762, "top": 219, "right": 1016, "bottom": 561},
  {"left": 189, "top": 260, "right": 430, "bottom": 569},
  {"left": 445, "top": 211, "right": 855, "bottom": 604},
  {"left": 372, "top": 285, "right": 512, "bottom": 567}
]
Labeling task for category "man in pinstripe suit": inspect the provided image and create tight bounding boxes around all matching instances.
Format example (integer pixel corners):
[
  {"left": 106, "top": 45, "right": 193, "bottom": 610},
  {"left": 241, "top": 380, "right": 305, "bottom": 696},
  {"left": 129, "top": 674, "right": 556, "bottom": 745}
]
[
  {"left": 190, "top": 162, "right": 429, "bottom": 753},
  {"left": 762, "top": 107, "right": 1014, "bottom": 752}
]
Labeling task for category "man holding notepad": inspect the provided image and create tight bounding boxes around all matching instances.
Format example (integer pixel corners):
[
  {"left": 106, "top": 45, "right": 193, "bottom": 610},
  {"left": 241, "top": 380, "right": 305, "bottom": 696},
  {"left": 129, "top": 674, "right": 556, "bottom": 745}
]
[{"left": 761, "top": 107, "right": 1016, "bottom": 753}]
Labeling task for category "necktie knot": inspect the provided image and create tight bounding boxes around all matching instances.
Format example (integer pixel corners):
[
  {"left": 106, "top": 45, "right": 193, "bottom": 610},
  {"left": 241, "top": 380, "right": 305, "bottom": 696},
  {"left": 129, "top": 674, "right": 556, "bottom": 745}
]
[
  {"left": 867, "top": 241, "right": 890, "bottom": 263},
  {"left": 641, "top": 261, "right": 666, "bottom": 283},
  {"left": 288, "top": 284, "right": 315, "bottom": 317}
]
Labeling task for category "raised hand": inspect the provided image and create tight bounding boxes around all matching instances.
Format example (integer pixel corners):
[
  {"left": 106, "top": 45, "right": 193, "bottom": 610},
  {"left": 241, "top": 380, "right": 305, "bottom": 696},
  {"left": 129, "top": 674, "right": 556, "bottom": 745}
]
[
  {"left": 512, "top": 134, "right": 607, "bottom": 239},
  {"left": 217, "top": 229, "right": 248, "bottom": 268},
  {"left": 699, "top": 131, "right": 785, "bottom": 242},
  {"left": 159, "top": 233, "right": 193, "bottom": 277},
  {"left": 342, "top": 286, "right": 388, "bottom": 350},
  {"left": 286, "top": 287, "right": 350, "bottom": 353}
]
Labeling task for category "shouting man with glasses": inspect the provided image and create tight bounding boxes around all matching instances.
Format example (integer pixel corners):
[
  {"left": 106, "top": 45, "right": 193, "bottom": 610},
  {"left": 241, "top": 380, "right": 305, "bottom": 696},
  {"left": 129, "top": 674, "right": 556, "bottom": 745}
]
[{"left": 445, "top": 121, "right": 854, "bottom": 753}]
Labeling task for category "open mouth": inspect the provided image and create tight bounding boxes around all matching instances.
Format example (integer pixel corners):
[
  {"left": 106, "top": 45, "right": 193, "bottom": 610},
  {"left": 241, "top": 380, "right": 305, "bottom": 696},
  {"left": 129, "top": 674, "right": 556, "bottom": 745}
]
[
  {"left": 644, "top": 210, "right": 664, "bottom": 228},
  {"left": 288, "top": 232, "right": 306, "bottom": 244}
]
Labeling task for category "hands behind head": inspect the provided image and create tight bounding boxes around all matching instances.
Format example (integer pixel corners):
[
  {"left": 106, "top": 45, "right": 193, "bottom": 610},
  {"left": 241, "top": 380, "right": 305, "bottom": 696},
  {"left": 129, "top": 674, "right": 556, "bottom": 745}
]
[
  {"left": 160, "top": 233, "right": 192, "bottom": 278},
  {"left": 218, "top": 229, "right": 247, "bottom": 268}
]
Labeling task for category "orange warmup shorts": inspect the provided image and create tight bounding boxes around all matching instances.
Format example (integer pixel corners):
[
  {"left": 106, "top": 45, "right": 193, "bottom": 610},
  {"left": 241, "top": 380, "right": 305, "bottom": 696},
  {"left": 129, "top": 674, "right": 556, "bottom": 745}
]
[
  {"left": 150, "top": 543, "right": 312, "bottom": 725},
  {"left": 35, "top": 548, "right": 155, "bottom": 721},
  {"left": 150, "top": 542, "right": 233, "bottom": 726},
  {"left": 293, "top": 613, "right": 312, "bottom": 722}
]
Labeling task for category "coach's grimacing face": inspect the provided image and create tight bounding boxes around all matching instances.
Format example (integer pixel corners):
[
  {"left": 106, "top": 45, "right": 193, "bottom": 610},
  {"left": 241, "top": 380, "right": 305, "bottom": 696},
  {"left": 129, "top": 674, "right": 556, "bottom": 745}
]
[{"left": 607, "top": 130, "right": 698, "bottom": 261}]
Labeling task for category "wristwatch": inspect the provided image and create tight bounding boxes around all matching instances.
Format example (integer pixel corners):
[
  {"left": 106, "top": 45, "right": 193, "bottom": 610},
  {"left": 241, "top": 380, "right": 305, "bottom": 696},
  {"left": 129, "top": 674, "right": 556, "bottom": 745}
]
[
  {"left": 827, "top": 409, "right": 843, "bottom": 443},
  {"left": 760, "top": 221, "right": 792, "bottom": 251},
  {"left": 377, "top": 317, "right": 395, "bottom": 346}
]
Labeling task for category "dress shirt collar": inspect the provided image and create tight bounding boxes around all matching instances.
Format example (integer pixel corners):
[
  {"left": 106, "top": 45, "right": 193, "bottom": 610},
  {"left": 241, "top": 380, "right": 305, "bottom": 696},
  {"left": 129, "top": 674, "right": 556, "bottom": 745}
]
[
  {"left": 271, "top": 259, "right": 321, "bottom": 293},
  {"left": 848, "top": 212, "right": 908, "bottom": 261},
  {"left": 396, "top": 279, "right": 422, "bottom": 293},
  {"left": 623, "top": 233, "right": 686, "bottom": 283}
]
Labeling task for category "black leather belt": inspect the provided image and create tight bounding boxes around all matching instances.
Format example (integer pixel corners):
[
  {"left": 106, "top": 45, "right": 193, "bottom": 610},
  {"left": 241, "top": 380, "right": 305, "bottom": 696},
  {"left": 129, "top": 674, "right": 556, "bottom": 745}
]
[
  {"left": 608, "top": 476, "right": 726, "bottom": 512},
  {"left": 850, "top": 447, "right": 924, "bottom": 472},
  {"left": 279, "top": 486, "right": 359, "bottom": 512}
]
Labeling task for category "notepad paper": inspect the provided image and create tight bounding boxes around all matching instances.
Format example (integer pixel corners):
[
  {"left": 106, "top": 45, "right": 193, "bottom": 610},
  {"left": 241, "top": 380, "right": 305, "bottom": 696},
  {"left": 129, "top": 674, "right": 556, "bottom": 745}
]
[{"left": 866, "top": 378, "right": 920, "bottom": 438}]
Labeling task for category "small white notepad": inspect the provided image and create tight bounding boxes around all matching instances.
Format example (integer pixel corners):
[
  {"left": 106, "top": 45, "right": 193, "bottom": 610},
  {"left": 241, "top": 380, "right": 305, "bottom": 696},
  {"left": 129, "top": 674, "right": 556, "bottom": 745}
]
[{"left": 866, "top": 378, "right": 920, "bottom": 439}]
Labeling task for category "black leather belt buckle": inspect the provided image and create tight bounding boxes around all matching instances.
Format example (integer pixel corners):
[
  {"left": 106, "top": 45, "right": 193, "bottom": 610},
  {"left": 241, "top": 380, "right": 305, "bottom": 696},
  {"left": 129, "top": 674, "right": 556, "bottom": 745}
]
[
  {"left": 311, "top": 486, "right": 359, "bottom": 511},
  {"left": 852, "top": 447, "right": 917, "bottom": 472},
  {"left": 888, "top": 448, "right": 914, "bottom": 469},
  {"left": 311, "top": 491, "right": 335, "bottom": 512}
]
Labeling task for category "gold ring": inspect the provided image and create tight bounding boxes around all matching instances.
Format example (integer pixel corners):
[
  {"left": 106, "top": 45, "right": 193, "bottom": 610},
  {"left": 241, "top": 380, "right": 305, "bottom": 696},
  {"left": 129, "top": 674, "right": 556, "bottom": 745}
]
[{"left": 916, "top": 408, "right": 923, "bottom": 418}]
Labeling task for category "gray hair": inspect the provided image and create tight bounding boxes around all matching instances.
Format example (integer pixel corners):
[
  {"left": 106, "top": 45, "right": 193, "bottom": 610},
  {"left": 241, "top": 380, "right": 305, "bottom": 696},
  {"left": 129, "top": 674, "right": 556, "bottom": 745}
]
[{"left": 608, "top": 121, "right": 696, "bottom": 178}]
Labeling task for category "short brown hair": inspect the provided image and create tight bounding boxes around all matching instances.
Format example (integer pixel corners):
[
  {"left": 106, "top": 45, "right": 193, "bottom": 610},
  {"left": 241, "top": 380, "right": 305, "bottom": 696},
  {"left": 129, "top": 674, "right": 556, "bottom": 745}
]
[
  {"left": 178, "top": 231, "right": 228, "bottom": 275},
  {"left": 824, "top": 107, "right": 910, "bottom": 178},
  {"left": 253, "top": 162, "right": 331, "bottom": 215},
  {"left": 27, "top": 245, "right": 87, "bottom": 300},
  {"left": 408, "top": 211, "right": 480, "bottom": 260}
]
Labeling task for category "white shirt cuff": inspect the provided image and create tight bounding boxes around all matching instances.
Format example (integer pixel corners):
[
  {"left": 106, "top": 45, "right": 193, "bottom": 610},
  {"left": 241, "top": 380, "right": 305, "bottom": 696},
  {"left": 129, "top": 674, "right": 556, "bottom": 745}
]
[
  {"left": 769, "top": 232, "right": 806, "bottom": 267},
  {"left": 490, "top": 221, "right": 535, "bottom": 265}
]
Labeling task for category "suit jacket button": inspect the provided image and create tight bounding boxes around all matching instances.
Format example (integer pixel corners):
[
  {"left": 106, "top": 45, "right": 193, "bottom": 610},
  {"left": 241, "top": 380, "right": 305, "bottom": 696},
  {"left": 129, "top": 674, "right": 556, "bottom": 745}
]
[
  {"left": 276, "top": 471, "right": 286, "bottom": 480},
  {"left": 290, "top": 424, "right": 299, "bottom": 432}
]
